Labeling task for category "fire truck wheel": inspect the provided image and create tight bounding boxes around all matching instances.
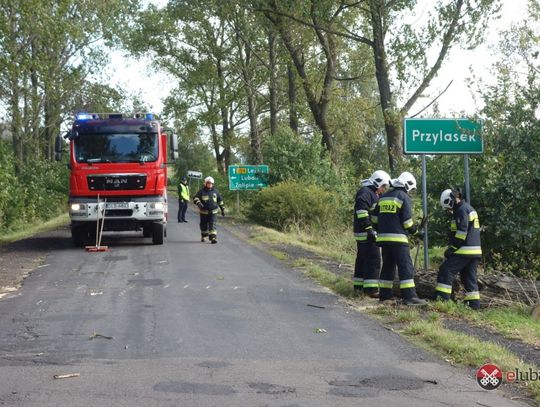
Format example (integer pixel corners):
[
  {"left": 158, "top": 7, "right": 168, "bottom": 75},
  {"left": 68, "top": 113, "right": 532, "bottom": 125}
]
[
  {"left": 71, "top": 226, "right": 86, "bottom": 247},
  {"left": 143, "top": 225, "right": 152, "bottom": 238},
  {"left": 152, "top": 223, "right": 164, "bottom": 245}
]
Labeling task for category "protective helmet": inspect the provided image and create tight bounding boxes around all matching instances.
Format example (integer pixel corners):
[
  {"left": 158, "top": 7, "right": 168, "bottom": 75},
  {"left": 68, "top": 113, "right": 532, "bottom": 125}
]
[
  {"left": 440, "top": 189, "right": 455, "bottom": 209},
  {"left": 391, "top": 171, "right": 417, "bottom": 192},
  {"left": 204, "top": 176, "right": 215, "bottom": 184},
  {"left": 368, "top": 170, "right": 391, "bottom": 188}
]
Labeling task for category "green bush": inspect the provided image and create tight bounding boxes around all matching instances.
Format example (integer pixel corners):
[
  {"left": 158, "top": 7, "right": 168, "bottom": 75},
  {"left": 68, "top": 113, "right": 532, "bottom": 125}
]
[
  {"left": 248, "top": 181, "right": 337, "bottom": 231},
  {"left": 0, "top": 142, "right": 68, "bottom": 231}
]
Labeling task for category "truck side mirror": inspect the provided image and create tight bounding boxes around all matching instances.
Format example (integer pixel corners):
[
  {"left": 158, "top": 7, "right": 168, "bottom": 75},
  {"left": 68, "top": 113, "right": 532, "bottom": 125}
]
[
  {"left": 54, "top": 135, "right": 63, "bottom": 161},
  {"left": 170, "top": 133, "right": 179, "bottom": 160}
]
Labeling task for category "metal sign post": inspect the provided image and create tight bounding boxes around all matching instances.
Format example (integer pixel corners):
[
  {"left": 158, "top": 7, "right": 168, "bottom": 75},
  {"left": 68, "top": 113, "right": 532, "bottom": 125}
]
[
  {"left": 421, "top": 154, "right": 429, "bottom": 273},
  {"left": 464, "top": 154, "right": 471, "bottom": 204}
]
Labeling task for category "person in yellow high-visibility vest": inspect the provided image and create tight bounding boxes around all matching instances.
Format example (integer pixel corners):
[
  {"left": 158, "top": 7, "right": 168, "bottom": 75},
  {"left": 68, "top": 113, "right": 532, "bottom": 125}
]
[{"left": 178, "top": 176, "right": 190, "bottom": 223}]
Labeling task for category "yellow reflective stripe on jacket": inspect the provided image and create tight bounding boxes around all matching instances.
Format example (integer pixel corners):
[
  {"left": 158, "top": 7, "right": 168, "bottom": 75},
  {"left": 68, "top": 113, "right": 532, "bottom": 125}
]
[
  {"left": 454, "top": 246, "right": 482, "bottom": 255},
  {"left": 400, "top": 279, "right": 415, "bottom": 289},
  {"left": 356, "top": 209, "right": 369, "bottom": 219},
  {"left": 377, "top": 233, "right": 408, "bottom": 244},
  {"left": 455, "top": 230, "right": 467, "bottom": 240},
  {"left": 354, "top": 232, "right": 367, "bottom": 241},
  {"left": 450, "top": 220, "right": 457, "bottom": 232},
  {"left": 371, "top": 215, "right": 378, "bottom": 224},
  {"left": 436, "top": 283, "right": 452, "bottom": 294},
  {"left": 403, "top": 218, "right": 413, "bottom": 228},
  {"left": 468, "top": 211, "right": 478, "bottom": 221}
]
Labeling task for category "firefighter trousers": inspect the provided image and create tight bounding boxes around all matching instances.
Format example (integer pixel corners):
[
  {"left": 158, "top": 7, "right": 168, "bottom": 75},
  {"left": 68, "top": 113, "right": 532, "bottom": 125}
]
[
  {"left": 435, "top": 255, "right": 480, "bottom": 309},
  {"left": 379, "top": 245, "right": 418, "bottom": 301},
  {"left": 199, "top": 213, "right": 217, "bottom": 240},
  {"left": 353, "top": 241, "right": 381, "bottom": 293}
]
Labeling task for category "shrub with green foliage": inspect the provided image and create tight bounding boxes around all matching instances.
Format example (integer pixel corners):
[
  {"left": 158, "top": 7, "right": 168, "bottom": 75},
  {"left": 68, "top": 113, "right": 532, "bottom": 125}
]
[
  {"left": 0, "top": 142, "right": 68, "bottom": 231},
  {"left": 248, "top": 181, "right": 338, "bottom": 231}
]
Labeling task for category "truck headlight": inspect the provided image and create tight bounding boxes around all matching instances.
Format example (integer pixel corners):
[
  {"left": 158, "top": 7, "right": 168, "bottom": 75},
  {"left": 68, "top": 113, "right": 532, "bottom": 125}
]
[
  {"left": 151, "top": 202, "right": 164, "bottom": 210},
  {"left": 71, "top": 203, "right": 86, "bottom": 211}
]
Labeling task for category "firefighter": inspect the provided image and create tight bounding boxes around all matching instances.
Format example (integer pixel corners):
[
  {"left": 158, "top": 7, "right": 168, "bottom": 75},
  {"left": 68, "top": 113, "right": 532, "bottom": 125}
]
[
  {"left": 193, "top": 176, "right": 225, "bottom": 244},
  {"left": 372, "top": 171, "right": 426, "bottom": 305},
  {"left": 353, "top": 170, "right": 391, "bottom": 297},
  {"left": 435, "top": 188, "right": 482, "bottom": 310},
  {"left": 177, "top": 176, "right": 190, "bottom": 223}
]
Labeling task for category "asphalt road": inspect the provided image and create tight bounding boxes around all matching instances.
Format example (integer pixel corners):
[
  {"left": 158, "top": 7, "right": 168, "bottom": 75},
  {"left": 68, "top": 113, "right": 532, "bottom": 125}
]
[{"left": 0, "top": 201, "right": 527, "bottom": 406}]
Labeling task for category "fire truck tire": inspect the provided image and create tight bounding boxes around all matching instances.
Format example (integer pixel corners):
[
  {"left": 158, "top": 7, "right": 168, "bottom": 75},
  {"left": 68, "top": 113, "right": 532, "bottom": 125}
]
[
  {"left": 143, "top": 225, "right": 152, "bottom": 238},
  {"left": 152, "top": 222, "right": 164, "bottom": 245},
  {"left": 72, "top": 226, "right": 86, "bottom": 247}
]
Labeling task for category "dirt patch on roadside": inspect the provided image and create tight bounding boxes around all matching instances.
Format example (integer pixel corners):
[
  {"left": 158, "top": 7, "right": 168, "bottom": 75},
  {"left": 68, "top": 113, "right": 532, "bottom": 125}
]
[{"left": 0, "top": 226, "right": 71, "bottom": 299}]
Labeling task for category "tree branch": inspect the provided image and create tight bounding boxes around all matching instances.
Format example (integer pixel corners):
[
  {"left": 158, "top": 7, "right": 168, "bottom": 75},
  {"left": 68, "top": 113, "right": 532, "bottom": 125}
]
[
  {"left": 401, "top": 0, "right": 463, "bottom": 115},
  {"left": 256, "top": 7, "right": 373, "bottom": 46},
  {"left": 409, "top": 80, "right": 454, "bottom": 118}
]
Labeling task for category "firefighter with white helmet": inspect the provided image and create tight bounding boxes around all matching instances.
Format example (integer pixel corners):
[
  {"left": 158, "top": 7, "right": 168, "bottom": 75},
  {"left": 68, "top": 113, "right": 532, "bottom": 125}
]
[
  {"left": 353, "top": 170, "right": 391, "bottom": 297},
  {"left": 435, "top": 188, "right": 482, "bottom": 309},
  {"left": 372, "top": 171, "right": 426, "bottom": 305},
  {"left": 193, "top": 176, "right": 225, "bottom": 243}
]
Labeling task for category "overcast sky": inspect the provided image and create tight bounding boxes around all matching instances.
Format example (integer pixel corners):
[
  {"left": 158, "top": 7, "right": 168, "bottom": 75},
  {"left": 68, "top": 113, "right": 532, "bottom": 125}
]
[{"left": 106, "top": 0, "right": 529, "bottom": 117}]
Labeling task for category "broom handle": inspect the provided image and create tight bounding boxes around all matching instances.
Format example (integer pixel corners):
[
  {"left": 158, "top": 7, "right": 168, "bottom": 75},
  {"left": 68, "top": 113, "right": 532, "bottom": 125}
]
[
  {"left": 95, "top": 194, "right": 100, "bottom": 247},
  {"left": 97, "top": 198, "right": 106, "bottom": 248}
]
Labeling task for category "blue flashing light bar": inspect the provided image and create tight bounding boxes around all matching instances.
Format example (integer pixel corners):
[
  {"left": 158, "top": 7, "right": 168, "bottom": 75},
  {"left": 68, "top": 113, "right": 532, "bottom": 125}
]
[
  {"left": 145, "top": 113, "right": 154, "bottom": 120},
  {"left": 76, "top": 113, "right": 91, "bottom": 120}
]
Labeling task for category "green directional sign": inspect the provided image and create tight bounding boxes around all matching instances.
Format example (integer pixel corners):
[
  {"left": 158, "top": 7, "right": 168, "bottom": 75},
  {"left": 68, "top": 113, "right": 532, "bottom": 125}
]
[
  {"left": 228, "top": 165, "right": 269, "bottom": 191},
  {"left": 404, "top": 118, "right": 483, "bottom": 154}
]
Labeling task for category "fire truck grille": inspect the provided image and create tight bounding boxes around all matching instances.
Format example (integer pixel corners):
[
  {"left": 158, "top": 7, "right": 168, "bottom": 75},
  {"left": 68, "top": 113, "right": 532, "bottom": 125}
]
[
  {"left": 105, "top": 209, "right": 134, "bottom": 217},
  {"left": 87, "top": 174, "right": 147, "bottom": 191}
]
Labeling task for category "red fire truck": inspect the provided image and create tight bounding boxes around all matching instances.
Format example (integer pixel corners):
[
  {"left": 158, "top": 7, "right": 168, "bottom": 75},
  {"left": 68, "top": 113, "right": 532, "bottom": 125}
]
[{"left": 56, "top": 113, "right": 178, "bottom": 246}]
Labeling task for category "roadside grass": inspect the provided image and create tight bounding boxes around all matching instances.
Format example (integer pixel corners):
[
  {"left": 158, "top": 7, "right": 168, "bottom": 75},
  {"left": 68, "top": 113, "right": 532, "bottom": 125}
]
[
  {"left": 430, "top": 300, "right": 540, "bottom": 346},
  {"left": 251, "top": 225, "right": 356, "bottom": 266},
  {"left": 0, "top": 213, "right": 69, "bottom": 246},
  {"left": 292, "top": 259, "right": 358, "bottom": 299},
  {"left": 403, "top": 319, "right": 540, "bottom": 401},
  {"left": 269, "top": 249, "right": 289, "bottom": 261}
]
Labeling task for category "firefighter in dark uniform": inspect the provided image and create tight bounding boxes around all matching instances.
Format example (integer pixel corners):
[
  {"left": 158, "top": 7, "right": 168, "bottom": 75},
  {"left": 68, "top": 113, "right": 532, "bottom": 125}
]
[
  {"left": 177, "top": 176, "right": 190, "bottom": 223},
  {"left": 353, "top": 170, "right": 391, "bottom": 297},
  {"left": 193, "top": 176, "right": 225, "bottom": 244},
  {"left": 435, "top": 188, "right": 482, "bottom": 309},
  {"left": 372, "top": 171, "right": 426, "bottom": 305}
]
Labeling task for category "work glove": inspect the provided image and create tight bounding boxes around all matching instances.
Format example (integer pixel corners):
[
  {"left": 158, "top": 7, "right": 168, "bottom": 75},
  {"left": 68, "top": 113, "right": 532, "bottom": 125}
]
[
  {"left": 221, "top": 207, "right": 225, "bottom": 217},
  {"left": 415, "top": 229, "right": 425, "bottom": 241},
  {"left": 366, "top": 228, "right": 377, "bottom": 243},
  {"left": 444, "top": 247, "right": 456, "bottom": 259},
  {"left": 197, "top": 202, "right": 204, "bottom": 209}
]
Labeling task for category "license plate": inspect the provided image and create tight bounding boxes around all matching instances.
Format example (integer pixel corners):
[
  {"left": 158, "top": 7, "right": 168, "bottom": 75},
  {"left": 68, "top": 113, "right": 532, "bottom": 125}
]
[{"left": 106, "top": 202, "right": 129, "bottom": 209}]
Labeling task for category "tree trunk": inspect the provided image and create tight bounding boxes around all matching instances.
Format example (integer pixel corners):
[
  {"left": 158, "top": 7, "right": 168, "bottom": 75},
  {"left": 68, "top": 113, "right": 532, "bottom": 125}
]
[
  {"left": 370, "top": 0, "right": 402, "bottom": 173},
  {"left": 277, "top": 22, "right": 334, "bottom": 156},
  {"left": 268, "top": 30, "right": 278, "bottom": 136},
  {"left": 210, "top": 123, "right": 225, "bottom": 174},
  {"left": 287, "top": 64, "right": 298, "bottom": 134}
]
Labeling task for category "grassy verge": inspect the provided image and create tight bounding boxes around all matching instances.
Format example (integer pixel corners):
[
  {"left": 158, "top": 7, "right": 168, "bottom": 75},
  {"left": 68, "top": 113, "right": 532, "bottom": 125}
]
[
  {"left": 291, "top": 258, "right": 358, "bottom": 298},
  {"left": 0, "top": 213, "right": 69, "bottom": 246},
  {"left": 246, "top": 222, "right": 540, "bottom": 401},
  {"left": 430, "top": 300, "right": 540, "bottom": 347}
]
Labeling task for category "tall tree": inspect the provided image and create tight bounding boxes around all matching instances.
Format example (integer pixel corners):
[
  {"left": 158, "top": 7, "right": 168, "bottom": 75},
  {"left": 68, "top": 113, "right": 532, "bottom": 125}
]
[{"left": 260, "top": 0, "right": 501, "bottom": 171}]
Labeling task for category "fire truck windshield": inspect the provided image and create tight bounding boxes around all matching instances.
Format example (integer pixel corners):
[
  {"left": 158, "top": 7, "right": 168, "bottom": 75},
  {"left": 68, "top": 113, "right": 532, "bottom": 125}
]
[{"left": 74, "top": 133, "right": 158, "bottom": 163}]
